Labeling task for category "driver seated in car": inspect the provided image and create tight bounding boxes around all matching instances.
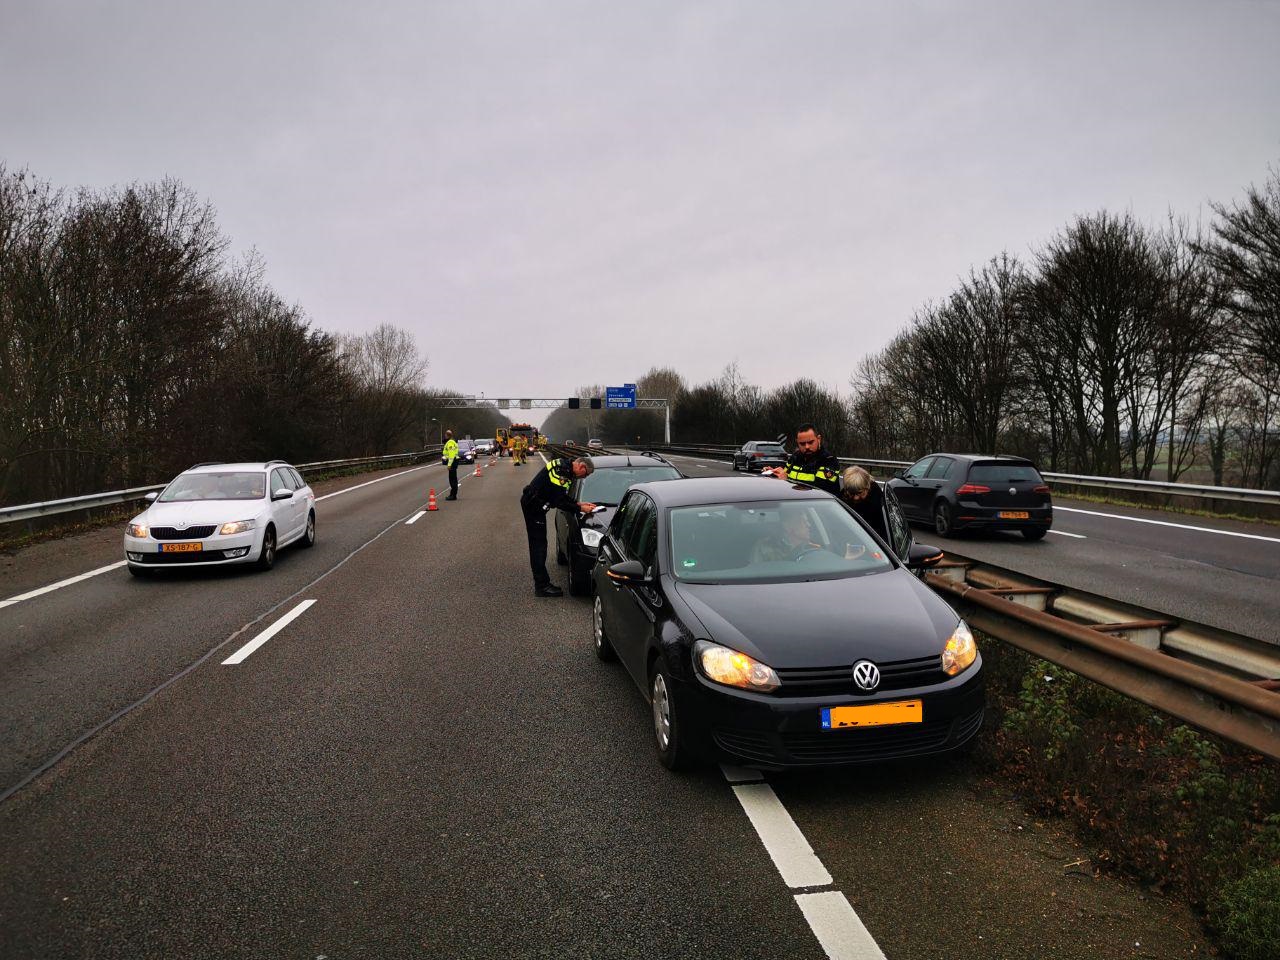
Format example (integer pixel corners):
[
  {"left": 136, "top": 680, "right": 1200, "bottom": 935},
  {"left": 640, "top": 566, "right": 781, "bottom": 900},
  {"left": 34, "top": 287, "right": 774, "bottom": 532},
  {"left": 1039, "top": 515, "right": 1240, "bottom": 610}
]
[{"left": 751, "top": 509, "right": 825, "bottom": 563}]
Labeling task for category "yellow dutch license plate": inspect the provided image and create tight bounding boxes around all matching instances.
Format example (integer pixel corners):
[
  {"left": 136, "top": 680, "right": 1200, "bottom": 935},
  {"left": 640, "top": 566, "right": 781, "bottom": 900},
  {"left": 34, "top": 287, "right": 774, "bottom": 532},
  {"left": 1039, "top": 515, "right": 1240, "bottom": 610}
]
[
  {"left": 999, "top": 511, "right": 1030, "bottom": 519},
  {"left": 821, "top": 700, "right": 922, "bottom": 730},
  {"left": 160, "top": 542, "right": 203, "bottom": 553}
]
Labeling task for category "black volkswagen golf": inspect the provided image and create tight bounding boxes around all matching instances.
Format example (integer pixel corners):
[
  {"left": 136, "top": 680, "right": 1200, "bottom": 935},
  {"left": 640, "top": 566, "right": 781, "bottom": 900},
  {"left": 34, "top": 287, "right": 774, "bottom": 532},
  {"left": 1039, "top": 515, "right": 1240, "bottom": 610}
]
[{"left": 592, "top": 476, "right": 983, "bottom": 770}]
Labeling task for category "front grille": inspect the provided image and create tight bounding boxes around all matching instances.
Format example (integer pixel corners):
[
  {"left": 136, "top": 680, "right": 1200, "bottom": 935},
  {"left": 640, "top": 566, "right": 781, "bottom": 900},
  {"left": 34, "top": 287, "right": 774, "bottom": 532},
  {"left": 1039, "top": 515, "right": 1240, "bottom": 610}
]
[
  {"left": 150, "top": 525, "right": 217, "bottom": 540},
  {"left": 713, "top": 705, "right": 984, "bottom": 766},
  {"left": 138, "top": 550, "right": 234, "bottom": 564},
  {"left": 775, "top": 654, "right": 945, "bottom": 696}
]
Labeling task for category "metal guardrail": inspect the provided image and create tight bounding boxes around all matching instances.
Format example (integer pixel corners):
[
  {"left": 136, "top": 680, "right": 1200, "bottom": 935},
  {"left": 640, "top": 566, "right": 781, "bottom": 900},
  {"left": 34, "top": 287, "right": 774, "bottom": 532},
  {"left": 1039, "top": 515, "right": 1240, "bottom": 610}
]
[
  {"left": 635, "top": 444, "right": 1280, "bottom": 507},
  {"left": 0, "top": 447, "right": 444, "bottom": 526},
  {"left": 927, "top": 553, "right": 1280, "bottom": 761}
]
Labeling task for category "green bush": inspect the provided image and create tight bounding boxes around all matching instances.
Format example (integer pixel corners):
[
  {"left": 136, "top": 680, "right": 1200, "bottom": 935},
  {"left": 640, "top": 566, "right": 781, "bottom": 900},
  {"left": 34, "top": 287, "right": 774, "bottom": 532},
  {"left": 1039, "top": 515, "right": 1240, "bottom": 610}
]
[{"left": 1209, "top": 865, "right": 1280, "bottom": 960}]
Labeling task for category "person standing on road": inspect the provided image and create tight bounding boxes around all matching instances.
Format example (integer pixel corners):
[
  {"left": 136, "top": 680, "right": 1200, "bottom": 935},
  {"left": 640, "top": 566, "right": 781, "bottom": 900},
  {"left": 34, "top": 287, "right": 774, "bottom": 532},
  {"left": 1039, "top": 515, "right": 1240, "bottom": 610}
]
[
  {"left": 521, "top": 456, "right": 596, "bottom": 597},
  {"left": 442, "top": 430, "right": 460, "bottom": 501},
  {"left": 769, "top": 422, "right": 841, "bottom": 495},
  {"left": 840, "top": 465, "right": 889, "bottom": 542}
]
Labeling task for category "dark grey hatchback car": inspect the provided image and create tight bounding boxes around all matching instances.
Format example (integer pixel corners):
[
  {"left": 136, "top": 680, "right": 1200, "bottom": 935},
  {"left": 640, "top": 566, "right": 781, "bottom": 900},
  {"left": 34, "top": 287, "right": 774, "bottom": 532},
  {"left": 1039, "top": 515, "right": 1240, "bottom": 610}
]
[
  {"left": 591, "top": 476, "right": 983, "bottom": 770},
  {"left": 888, "top": 454, "right": 1053, "bottom": 540}
]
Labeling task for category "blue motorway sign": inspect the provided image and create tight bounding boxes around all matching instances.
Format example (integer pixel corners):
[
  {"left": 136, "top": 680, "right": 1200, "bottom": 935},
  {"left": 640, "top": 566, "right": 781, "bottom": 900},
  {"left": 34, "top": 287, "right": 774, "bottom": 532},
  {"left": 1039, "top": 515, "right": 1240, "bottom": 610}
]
[{"left": 605, "top": 384, "right": 637, "bottom": 409}]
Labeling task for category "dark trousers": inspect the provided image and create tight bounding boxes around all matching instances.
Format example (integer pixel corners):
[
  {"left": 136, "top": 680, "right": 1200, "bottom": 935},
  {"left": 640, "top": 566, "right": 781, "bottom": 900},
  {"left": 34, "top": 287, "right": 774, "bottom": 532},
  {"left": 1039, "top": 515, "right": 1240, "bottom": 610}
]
[
  {"left": 522, "top": 498, "right": 551, "bottom": 588},
  {"left": 447, "top": 462, "right": 459, "bottom": 498}
]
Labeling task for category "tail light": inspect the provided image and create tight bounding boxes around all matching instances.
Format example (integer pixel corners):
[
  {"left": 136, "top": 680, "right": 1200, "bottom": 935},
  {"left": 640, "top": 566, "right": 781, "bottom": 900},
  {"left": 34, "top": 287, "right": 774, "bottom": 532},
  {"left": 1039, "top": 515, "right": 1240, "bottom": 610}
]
[
  {"left": 752, "top": 452, "right": 762, "bottom": 458},
  {"left": 1033, "top": 484, "right": 1050, "bottom": 493},
  {"left": 955, "top": 483, "right": 991, "bottom": 495}
]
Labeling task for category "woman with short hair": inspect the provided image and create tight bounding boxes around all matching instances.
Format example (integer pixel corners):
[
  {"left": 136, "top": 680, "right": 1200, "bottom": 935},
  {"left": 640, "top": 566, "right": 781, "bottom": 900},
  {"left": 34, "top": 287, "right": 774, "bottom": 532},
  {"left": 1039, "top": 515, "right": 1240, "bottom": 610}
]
[{"left": 840, "top": 465, "right": 888, "bottom": 542}]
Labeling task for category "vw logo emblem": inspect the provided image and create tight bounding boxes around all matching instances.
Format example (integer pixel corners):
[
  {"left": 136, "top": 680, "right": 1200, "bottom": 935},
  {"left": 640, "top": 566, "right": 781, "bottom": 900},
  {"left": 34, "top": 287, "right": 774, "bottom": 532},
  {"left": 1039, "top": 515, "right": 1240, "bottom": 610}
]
[{"left": 852, "top": 660, "right": 880, "bottom": 692}]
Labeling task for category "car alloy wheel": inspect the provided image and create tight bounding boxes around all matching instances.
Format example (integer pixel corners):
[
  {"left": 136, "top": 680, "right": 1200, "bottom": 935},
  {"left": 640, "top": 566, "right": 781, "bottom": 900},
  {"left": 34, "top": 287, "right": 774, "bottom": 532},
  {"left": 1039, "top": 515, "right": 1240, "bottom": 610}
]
[
  {"left": 593, "top": 595, "right": 616, "bottom": 661},
  {"left": 652, "top": 672, "right": 673, "bottom": 752},
  {"left": 257, "top": 527, "right": 277, "bottom": 570},
  {"left": 934, "top": 502, "right": 953, "bottom": 538},
  {"left": 301, "top": 511, "right": 316, "bottom": 548}
]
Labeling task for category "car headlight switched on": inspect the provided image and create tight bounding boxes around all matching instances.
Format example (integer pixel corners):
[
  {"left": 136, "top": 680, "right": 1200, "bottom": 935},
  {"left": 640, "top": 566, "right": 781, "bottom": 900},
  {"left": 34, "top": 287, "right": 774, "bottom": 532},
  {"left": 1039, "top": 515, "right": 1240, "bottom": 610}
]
[
  {"left": 580, "top": 529, "right": 604, "bottom": 548},
  {"left": 219, "top": 520, "right": 256, "bottom": 535},
  {"left": 127, "top": 522, "right": 148, "bottom": 538},
  {"left": 941, "top": 620, "right": 977, "bottom": 676},
  {"left": 694, "top": 640, "right": 780, "bottom": 693}
]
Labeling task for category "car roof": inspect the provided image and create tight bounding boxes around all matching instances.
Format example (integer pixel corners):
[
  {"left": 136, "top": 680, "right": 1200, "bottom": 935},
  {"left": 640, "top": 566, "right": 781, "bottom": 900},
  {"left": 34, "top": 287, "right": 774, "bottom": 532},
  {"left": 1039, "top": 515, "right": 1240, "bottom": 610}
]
[
  {"left": 186, "top": 462, "right": 290, "bottom": 473},
  {"left": 628, "top": 475, "right": 829, "bottom": 507},
  {"left": 584, "top": 454, "right": 678, "bottom": 469},
  {"left": 922, "top": 453, "right": 1036, "bottom": 465}
]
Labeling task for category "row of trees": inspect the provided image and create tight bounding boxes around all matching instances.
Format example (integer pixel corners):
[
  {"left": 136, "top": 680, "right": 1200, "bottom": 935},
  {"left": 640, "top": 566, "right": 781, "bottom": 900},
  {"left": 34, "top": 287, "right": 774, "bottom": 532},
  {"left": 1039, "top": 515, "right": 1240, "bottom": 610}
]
[
  {"left": 579, "top": 167, "right": 1279, "bottom": 491},
  {"left": 0, "top": 165, "right": 491, "bottom": 506}
]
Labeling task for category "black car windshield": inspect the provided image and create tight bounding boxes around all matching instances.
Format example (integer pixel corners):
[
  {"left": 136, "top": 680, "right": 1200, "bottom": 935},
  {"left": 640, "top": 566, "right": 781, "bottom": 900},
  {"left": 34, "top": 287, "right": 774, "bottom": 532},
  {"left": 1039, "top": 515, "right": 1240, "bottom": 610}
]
[
  {"left": 969, "top": 464, "right": 1041, "bottom": 483},
  {"left": 158, "top": 471, "right": 266, "bottom": 502},
  {"left": 579, "top": 467, "right": 679, "bottom": 505},
  {"left": 670, "top": 500, "right": 894, "bottom": 582}
]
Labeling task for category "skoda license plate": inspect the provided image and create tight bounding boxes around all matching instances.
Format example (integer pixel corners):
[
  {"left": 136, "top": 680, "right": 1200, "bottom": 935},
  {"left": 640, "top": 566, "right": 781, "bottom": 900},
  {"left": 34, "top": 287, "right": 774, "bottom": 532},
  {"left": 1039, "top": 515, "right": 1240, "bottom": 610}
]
[{"left": 160, "top": 543, "right": 202, "bottom": 553}]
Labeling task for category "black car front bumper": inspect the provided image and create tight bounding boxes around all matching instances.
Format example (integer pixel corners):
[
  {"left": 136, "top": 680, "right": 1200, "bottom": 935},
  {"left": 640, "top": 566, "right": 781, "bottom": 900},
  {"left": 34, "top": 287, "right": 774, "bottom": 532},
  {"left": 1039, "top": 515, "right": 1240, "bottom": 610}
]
[{"left": 688, "top": 658, "right": 985, "bottom": 768}]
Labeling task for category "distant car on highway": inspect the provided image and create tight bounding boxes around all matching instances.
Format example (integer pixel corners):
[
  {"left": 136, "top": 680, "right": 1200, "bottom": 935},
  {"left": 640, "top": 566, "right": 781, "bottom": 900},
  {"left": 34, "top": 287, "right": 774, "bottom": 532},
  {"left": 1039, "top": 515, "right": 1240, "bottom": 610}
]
[
  {"left": 123, "top": 461, "right": 316, "bottom": 576},
  {"left": 555, "top": 453, "right": 683, "bottom": 595},
  {"left": 591, "top": 476, "right": 979, "bottom": 770},
  {"left": 474, "top": 438, "right": 496, "bottom": 455},
  {"left": 731, "top": 440, "right": 788, "bottom": 473},
  {"left": 587, "top": 438, "right": 604, "bottom": 450},
  {"left": 455, "top": 439, "right": 478, "bottom": 464},
  {"left": 888, "top": 453, "right": 1052, "bottom": 540}
]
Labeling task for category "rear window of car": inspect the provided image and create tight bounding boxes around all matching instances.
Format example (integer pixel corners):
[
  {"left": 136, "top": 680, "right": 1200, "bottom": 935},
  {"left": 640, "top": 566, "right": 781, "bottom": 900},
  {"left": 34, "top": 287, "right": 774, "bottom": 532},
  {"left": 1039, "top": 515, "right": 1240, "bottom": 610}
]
[
  {"left": 159, "top": 471, "right": 266, "bottom": 502},
  {"left": 756, "top": 444, "right": 785, "bottom": 455},
  {"left": 579, "top": 466, "right": 680, "bottom": 505},
  {"left": 968, "top": 463, "right": 1042, "bottom": 483}
]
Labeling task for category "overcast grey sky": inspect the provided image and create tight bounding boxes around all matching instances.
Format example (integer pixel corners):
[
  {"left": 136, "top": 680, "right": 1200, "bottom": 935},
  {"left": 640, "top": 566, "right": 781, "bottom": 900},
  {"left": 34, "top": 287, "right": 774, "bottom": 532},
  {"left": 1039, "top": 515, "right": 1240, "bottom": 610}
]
[{"left": 4, "top": 0, "right": 1279, "bottom": 414}]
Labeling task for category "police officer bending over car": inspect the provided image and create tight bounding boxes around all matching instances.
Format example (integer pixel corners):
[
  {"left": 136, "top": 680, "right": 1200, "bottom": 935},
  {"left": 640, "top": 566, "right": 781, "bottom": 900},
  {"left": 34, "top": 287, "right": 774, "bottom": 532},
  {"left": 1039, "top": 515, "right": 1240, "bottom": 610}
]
[
  {"left": 521, "top": 456, "right": 596, "bottom": 597},
  {"left": 768, "top": 422, "right": 840, "bottom": 495}
]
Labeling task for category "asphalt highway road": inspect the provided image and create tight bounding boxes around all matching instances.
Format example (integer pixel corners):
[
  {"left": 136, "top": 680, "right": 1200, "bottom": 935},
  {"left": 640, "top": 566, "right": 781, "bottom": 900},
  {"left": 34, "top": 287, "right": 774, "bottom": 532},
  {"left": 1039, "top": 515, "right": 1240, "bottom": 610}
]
[
  {"left": 667, "top": 455, "right": 1280, "bottom": 646},
  {"left": 1, "top": 458, "right": 1215, "bottom": 958}
]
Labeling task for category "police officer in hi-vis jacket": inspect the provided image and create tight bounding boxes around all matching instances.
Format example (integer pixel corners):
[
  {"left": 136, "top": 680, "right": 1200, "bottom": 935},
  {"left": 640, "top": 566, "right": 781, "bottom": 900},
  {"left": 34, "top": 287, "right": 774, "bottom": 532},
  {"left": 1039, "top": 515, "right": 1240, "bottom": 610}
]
[
  {"left": 442, "top": 430, "right": 460, "bottom": 500},
  {"left": 521, "top": 456, "right": 596, "bottom": 597},
  {"left": 769, "top": 422, "right": 840, "bottom": 495}
]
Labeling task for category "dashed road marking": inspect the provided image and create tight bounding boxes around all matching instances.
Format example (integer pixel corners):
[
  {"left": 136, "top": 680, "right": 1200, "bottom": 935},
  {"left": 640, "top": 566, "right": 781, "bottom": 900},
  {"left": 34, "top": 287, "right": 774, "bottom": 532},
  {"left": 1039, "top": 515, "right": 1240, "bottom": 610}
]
[
  {"left": 406, "top": 510, "right": 426, "bottom": 525},
  {"left": 1048, "top": 529, "right": 1087, "bottom": 539},
  {"left": 796, "top": 891, "right": 888, "bottom": 960},
  {"left": 730, "top": 782, "right": 833, "bottom": 889},
  {"left": 0, "top": 561, "right": 128, "bottom": 610},
  {"left": 222, "top": 599, "right": 316, "bottom": 665}
]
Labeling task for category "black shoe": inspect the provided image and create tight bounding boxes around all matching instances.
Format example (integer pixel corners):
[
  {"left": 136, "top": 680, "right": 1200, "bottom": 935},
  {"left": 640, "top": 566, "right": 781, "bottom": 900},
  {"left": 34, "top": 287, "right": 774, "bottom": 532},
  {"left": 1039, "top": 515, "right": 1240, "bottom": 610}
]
[
  {"left": 444, "top": 495, "right": 457, "bottom": 500},
  {"left": 533, "top": 584, "right": 564, "bottom": 597}
]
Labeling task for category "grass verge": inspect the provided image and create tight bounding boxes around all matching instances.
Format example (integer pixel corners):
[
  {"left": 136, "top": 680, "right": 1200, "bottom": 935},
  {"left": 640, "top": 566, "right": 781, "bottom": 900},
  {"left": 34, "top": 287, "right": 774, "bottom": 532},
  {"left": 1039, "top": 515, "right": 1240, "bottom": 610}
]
[{"left": 975, "top": 634, "right": 1280, "bottom": 959}]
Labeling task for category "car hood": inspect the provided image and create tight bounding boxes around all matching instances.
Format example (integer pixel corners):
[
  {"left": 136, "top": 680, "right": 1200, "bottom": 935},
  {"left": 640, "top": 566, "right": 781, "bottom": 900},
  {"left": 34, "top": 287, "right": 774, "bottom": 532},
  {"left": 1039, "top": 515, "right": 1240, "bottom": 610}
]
[
  {"left": 672, "top": 570, "right": 958, "bottom": 668},
  {"left": 580, "top": 505, "right": 618, "bottom": 534},
  {"left": 139, "top": 499, "right": 267, "bottom": 527}
]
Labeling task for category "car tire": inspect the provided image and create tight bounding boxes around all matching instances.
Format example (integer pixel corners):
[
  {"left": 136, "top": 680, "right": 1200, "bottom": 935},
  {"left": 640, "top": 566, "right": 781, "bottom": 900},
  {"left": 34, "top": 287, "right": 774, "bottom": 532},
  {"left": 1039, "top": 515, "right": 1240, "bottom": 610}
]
[
  {"left": 556, "top": 541, "right": 568, "bottom": 565},
  {"left": 257, "top": 526, "right": 277, "bottom": 570},
  {"left": 1022, "top": 527, "right": 1047, "bottom": 541},
  {"left": 933, "top": 501, "right": 954, "bottom": 538},
  {"left": 301, "top": 511, "right": 316, "bottom": 548},
  {"left": 650, "top": 659, "right": 702, "bottom": 771},
  {"left": 592, "top": 594, "right": 616, "bottom": 662},
  {"left": 732, "top": 458, "right": 739, "bottom": 472}
]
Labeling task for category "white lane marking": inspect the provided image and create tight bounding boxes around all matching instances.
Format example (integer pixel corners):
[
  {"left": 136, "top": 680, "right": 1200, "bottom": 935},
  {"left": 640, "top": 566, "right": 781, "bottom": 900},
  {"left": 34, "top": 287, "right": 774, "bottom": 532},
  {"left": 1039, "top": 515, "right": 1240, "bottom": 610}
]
[
  {"left": 719, "top": 763, "right": 765, "bottom": 784},
  {"left": 1055, "top": 506, "right": 1280, "bottom": 543},
  {"left": 0, "top": 560, "right": 128, "bottom": 610},
  {"left": 406, "top": 510, "right": 426, "bottom": 525},
  {"left": 731, "top": 782, "right": 833, "bottom": 889},
  {"left": 796, "top": 891, "right": 888, "bottom": 960},
  {"left": 222, "top": 599, "right": 316, "bottom": 665},
  {"left": 1048, "top": 529, "right": 1087, "bottom": 539},
  {"left": 316, "top": 462, "right": 434, "bottom": 502}
]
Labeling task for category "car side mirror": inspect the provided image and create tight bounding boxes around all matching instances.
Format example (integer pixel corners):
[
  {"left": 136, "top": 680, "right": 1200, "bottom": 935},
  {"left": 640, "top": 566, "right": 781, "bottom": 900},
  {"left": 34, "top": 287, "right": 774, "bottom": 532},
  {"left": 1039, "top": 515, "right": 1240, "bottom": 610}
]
[
  {"left": 144, "top": 491, "right": 158, "bottom": 502},
  {"left": 906, "top": 542, "right": 945, "bottom": 570},
  {"left": 606, "top": 560, "right": 650, "bottom": 584},
  {"left": 272, "top": 489, "right": 292, "bottom": 501}
]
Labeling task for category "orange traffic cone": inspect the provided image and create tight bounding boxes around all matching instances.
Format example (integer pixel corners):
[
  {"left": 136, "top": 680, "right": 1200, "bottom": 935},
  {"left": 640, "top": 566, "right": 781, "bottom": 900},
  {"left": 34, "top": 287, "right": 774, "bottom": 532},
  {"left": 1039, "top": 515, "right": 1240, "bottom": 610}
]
[
  {"left": 427, "top": 488, "right": 438, "bottom": 511},
  {"left": 474, "top": 461, "right": 483, "bottom": 477}
]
